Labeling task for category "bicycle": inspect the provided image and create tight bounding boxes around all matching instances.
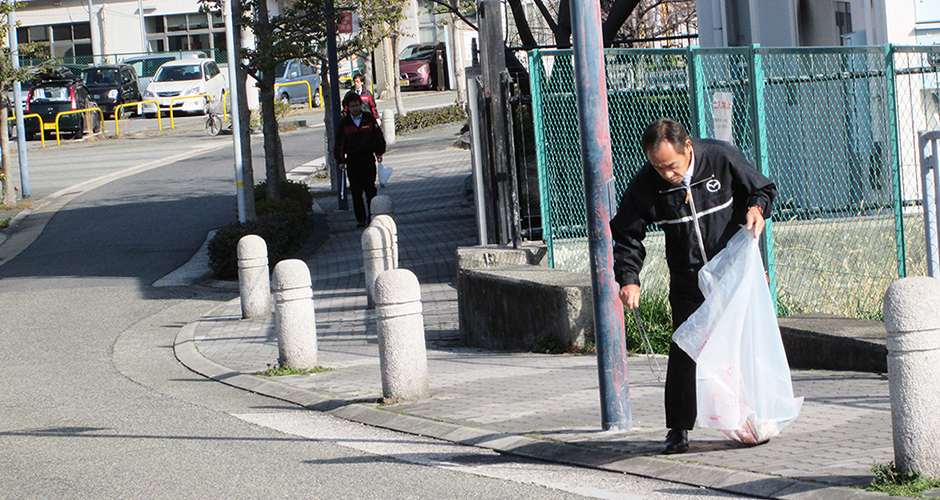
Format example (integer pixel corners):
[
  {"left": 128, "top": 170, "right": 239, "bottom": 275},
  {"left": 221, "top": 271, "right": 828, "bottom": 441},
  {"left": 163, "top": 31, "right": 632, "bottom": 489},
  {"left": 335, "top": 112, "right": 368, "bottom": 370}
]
[{"left": 205, "top": 97, "right": 225, "bottom": 136}]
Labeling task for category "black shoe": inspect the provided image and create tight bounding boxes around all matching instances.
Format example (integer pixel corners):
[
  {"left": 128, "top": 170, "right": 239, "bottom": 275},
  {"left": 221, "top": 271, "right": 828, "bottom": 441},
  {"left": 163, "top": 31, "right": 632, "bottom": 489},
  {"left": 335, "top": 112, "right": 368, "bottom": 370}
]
[
  {"left": 356, "top": 221, "right": 367, "bottom": 228},
  {"left": 663, "top": 428, "right": 689, "bottom": 454}
]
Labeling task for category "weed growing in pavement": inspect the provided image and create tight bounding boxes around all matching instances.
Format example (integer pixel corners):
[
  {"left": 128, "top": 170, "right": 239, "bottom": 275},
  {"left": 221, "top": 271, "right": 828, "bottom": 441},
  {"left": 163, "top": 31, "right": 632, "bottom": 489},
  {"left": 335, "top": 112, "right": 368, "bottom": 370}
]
[
  {"left": 868, "top": 461, "right": 940, "bottom": 497},
  {"left": 0, "top": 217, "right": 9, "bottom": 229},
  {"left": 256, "top": 362, "right": 332, "bottom": 377},
  {"left": 624, "top": 290, "right": 673, "bottom": 355}
]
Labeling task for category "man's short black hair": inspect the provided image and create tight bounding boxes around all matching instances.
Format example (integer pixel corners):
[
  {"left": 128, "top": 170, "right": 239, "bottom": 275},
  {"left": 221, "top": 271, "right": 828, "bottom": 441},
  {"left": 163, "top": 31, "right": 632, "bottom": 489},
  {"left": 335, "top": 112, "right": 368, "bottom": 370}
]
[
  {"left": 343, "top": 91, "right": 362, "bottom": 107},
  {"left": 642, "top": 118, "right": 690, "bottom": 155},
  {"left": 353, "top": 73, "right": 365, "bottom": 83}
]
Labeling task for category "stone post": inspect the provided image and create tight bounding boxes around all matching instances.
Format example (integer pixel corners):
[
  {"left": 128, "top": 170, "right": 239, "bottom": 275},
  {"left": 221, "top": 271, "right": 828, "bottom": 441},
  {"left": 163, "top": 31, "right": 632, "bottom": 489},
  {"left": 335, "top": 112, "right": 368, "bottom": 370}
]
[
  {"left": 237, "top": 234, "right": 272, "bottom": 319},
  {"left": 374, "top": 268, "right": 430, "bottom": 402},
  {"left": 372, "top": 214, "right": 398, "bottom": 269},
  {"left": 883, "top": 276, "right": 940, "bottom": 478},
  {"left": 362, "top": 226, "right": 392, "bottom": 308},
  {"left": 382, "top": 109, "right": 395, "bottom": 146},
  {"left": 370, "top": 194, "right": 394, "bottom": 217},
  {"left": 272, "top": 259, "right": 318, "bottom": 369}
]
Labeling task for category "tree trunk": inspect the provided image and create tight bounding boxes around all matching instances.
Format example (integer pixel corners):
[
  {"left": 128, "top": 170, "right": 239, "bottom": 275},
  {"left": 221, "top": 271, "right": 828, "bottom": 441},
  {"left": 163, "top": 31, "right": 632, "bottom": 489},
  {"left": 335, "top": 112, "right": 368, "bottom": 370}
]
[
  {"left": 233, "top": 0, "right": 256, "bottom": 219},
  {"left": 392, "top": 34, "right": 406, "bottom": 116},
  {"left": 255, "top": 0, "right": 285, "bottom": 201},
  {"left": 1, "top": 104, "right": 15, "bottom": 205},
  {"left": 506, "top": 0, "right": 537, "bottom": 48},
  {"left": 450, "top": 15, "right": 467, "bottom": 104},
  {"left": 602, "top": 0, "right": 641, "bottom": 43}
]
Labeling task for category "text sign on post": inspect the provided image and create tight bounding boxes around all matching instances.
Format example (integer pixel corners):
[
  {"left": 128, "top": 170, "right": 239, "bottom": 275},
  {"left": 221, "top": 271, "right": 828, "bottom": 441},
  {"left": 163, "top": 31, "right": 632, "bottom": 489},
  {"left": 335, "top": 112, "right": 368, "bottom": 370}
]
[
  {"left": 338, "top": 11, "right": 359, "bottom": 34},
  {"left": 712, "top": 92, "right": 734, "bottom": 145}
]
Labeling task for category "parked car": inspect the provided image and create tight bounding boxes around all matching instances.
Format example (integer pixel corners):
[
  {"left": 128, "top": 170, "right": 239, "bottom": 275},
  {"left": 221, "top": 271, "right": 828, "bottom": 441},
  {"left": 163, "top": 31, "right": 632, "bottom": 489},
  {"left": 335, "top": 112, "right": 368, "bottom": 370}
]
[
  {"left": 275, "top": 59, "right": 322, "bottom": 107},
  {"left": 399, "top": 42, "right": 447, "bottom": 91},
  {"left": 6, "top": 67, "right": 76, "bottom": 115},
  {"left": 121, "top": 51, "right": 208, "bottom": 93},
  {"left": 141, "top": 58, "right": 227, "bottom": 118},
  {"left": 80, "top": 64, "right": 142, "bottom": 118},
  {"left": 23, "top": 76, "right": 101, "bottom": 140}
]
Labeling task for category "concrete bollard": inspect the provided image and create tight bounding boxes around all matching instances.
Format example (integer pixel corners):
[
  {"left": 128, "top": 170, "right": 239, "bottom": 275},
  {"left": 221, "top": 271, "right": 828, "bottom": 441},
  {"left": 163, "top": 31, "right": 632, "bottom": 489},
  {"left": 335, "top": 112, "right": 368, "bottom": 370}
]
[
  {"left": 883, "top": 276, "right": 940, "bottom": 478},
  {"left": 370, "top": 194, "right": 394, "bottom": 217},
  {"left": 374, "top": 268, "right": 430, "bottom": 402},
  {"left": 237, "top": 235, "right": 272, "bottom": 319},
  {"left": 272, "top": 259, "right": 318, "bottom": 369},
  {"left": 362, "top": 226, "right": 392, "bottom": 309},
  {"left": 382, "top": 109, "right": 395, "bottom": 146},
  {"left": 372, "top": 214, "right": 398, "bottom": 269}
]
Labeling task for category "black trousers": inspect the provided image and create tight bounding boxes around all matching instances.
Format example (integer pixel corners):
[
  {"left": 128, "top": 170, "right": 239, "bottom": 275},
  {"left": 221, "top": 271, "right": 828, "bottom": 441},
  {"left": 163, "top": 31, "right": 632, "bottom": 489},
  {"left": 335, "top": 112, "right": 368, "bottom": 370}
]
[
  {"left": 666, "top": 272, "right": 705, "bottom": 430},
  {"left": 346, "top": 155, "right": 377, "bottom": 224}
]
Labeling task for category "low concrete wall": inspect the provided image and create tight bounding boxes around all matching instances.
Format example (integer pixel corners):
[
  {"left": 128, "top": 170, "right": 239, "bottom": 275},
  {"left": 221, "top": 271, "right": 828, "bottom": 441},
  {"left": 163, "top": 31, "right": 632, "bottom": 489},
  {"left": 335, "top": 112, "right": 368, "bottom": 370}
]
[
  {"left": 778, "top": 314, "right": 887, "bottom": 373},
  {"left": 456, "top": 246, "right": 888, "bottom": 370},
  {"left": 457, "top": 244, "right": 594, "bottom": 351},
  {"left": 458, "top": 265, "right": 594, "bottom": 351}
]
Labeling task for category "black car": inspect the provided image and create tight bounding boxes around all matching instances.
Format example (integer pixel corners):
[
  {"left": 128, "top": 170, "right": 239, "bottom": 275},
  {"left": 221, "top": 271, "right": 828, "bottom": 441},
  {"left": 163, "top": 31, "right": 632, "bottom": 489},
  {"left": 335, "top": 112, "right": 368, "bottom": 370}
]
[
  {"left": 81, "top": 64, "right": 142, "bottom": 118},
  {"left": 23, "top": 77, "right": 101, "bottom": 140}
]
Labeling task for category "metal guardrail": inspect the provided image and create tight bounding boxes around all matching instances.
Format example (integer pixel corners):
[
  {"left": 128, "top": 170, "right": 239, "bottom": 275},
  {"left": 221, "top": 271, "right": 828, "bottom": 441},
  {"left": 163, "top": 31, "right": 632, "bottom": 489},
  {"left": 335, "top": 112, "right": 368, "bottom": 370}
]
[
  {"left": 54, "top": 108, "right": 104, "bottom": 145},
  {"left": 168, "top": 94, "right": 211, "bottom": 129},
  {"left": 114, "top": 101, "right": 162, "bottom": 135},
  {"left": 274, "top": 80, "right": 317, "bottom": 109},
  {"left": 7, "top": 113, "right": 46, "bottom": 148}
]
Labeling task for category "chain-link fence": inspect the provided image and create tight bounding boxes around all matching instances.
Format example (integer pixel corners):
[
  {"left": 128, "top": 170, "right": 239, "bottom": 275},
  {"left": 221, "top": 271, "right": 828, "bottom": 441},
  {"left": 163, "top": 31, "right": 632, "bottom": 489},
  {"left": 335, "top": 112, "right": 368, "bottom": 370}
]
[{"left": 530, "top": 45, "right": 940, "bottom": 319}]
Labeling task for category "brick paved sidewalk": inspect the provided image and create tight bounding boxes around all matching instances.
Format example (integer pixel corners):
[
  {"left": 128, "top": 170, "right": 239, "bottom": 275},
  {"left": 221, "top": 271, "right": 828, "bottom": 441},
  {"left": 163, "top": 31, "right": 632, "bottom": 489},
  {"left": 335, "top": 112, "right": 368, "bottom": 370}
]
[{"left": 181, "top": 123, "right": 897, "bottom": 500}]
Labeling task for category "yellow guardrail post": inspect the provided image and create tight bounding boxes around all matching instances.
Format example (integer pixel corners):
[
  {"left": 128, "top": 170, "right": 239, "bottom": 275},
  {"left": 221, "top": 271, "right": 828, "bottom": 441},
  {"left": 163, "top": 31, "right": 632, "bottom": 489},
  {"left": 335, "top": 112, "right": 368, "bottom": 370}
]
[
  {"left": 136, "top": 99, "right": 163, "bottom": 131},
  {"left": 169, "top": 94, "right": 211, "bottom": 129},
  {"left": 274, "top": 81, "right": 313, "bottom": 108},
  {"left": 7, "top": 113, "right": 46, "bottom": 148},
  {"left": 55, "top": 107, "right": 105, "bottom": 145},
  {"left": 222, "top": 90, "right": 231, "bottom": 119},
  {"left": 113, "top": 101, "right": 157, "bottom": 135}
]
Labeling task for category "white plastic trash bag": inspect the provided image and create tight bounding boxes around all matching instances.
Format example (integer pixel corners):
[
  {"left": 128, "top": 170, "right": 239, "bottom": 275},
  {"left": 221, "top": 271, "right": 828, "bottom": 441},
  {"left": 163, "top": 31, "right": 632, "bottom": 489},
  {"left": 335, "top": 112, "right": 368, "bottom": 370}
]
[
  {"left": 673, "top": 228, "right": 803, "bottom": 445},
  {"left": 377, "top": 162, "right": 393, "bottom": 187}
]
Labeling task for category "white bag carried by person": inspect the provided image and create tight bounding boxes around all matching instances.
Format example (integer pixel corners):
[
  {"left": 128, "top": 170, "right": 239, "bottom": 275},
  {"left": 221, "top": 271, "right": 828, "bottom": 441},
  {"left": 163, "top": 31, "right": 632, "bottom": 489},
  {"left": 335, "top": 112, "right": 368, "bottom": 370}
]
[
  {"left": 377, "top": 162, "right": 393, "bottom": 187},
  {"left": 673, "top": 228, "right": 802, "bottom": 445}
]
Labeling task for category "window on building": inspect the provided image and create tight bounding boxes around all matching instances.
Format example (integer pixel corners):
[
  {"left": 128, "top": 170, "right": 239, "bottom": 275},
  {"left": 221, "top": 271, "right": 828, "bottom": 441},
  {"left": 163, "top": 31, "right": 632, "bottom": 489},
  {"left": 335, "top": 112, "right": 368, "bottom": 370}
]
[
  {"left": 145, "top": 13, "right": 226, "bottom": 54},
  {"left": 17, "top": 22, "right": 91, "bottom": 61},
  {"left": 836, "top": 1, "right": 853, "bottom": 45}
]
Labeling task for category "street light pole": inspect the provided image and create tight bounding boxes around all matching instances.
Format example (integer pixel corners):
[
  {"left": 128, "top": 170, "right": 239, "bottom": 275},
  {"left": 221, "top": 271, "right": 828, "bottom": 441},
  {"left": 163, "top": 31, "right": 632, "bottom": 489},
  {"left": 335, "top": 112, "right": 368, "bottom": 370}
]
[
  {"left": 8, "top": 3, "right": 29, "bottom": 198},
  {"left": 223, "top": 0, "right": 246, "bottom": 222},
  {"left": 137, "top": 0, "right": 146, "bottom": 52},
  {"left": 569, "top": 0, "right": 631, "bottom": 430}
]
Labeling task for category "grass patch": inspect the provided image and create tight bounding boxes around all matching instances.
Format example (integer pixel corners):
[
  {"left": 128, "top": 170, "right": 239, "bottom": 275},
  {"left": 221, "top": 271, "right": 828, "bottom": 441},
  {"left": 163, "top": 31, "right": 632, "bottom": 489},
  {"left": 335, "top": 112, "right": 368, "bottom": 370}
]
[
  {"left": 624, "top": 290, "right": 673, "bottom": 355},
  {"left": 256, "top": 363, "right": 333, "bottom": 377},
  {"left": 395, "top": 104, "right": 467, "bottom": 134},
  {"left": 868, "top": 461, "right": 940, "bottom": 497},
  {"left": 0, "top": 218, "right": 9, "bottom": 230}
]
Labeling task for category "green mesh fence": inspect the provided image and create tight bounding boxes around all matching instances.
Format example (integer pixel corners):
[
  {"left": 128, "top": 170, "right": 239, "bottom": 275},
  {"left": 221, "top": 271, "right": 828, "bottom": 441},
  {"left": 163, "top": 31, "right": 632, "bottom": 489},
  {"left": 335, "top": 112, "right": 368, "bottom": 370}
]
[{"left": 530, "top": 44, "right": 940, "bottom": 319}]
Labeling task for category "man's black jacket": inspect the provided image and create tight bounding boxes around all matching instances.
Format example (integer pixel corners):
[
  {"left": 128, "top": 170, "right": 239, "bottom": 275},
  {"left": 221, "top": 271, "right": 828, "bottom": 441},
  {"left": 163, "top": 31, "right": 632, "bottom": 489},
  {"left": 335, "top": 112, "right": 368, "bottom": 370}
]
[
  {"left": 334, "top": 111, "right": 386, "bottom": 162},
  {"left": 610, "top": 139, "right": 776, "bottom": 288}
]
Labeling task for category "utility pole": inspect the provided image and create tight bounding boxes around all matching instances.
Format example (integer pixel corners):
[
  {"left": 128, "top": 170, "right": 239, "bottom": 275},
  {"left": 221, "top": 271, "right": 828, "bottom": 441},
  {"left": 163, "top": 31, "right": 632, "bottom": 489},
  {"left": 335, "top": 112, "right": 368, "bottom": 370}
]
[
  {"left": 223, "top": 0, "right": 246, "bottom": 222},
  {"left": 569, "top": 0, "right": 631, "bottom": 430},
  {"left": 8, "top": 3, "right": 29, "bottom": 198},
  {"left": 326, "top": 0, "right": 348, "bottom": 210}
]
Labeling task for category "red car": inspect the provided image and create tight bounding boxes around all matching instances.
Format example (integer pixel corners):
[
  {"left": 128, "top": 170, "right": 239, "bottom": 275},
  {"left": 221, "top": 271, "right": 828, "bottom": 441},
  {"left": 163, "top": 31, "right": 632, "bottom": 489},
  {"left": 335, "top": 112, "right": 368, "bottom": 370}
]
[{"left": 398, "top": 42, "right": 447, "bottom": 91}]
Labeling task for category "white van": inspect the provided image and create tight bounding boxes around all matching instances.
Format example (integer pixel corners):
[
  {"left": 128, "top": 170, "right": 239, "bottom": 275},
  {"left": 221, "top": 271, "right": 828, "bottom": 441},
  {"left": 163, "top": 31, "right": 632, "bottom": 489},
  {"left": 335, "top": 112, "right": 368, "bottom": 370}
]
[
  {"left": 121, "top": 51, "right": 207, "bottom": 92},
  {"left": 141, "top": 58, "right": 227, "bottom": 117}
]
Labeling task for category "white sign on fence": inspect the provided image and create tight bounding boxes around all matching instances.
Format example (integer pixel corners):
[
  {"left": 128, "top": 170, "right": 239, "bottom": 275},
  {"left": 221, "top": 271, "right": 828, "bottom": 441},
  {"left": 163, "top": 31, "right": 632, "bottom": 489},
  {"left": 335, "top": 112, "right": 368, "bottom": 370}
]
[{"left": 712, "top": 92, "right": 734, "bottom": 145}]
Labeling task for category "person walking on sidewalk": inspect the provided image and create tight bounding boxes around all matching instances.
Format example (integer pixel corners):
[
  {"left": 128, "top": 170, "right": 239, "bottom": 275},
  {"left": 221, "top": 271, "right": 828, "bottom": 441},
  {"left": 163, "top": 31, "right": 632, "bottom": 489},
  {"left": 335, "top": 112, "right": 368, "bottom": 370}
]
[
  {"left": 610, "top": 118, "right": 776, "bottom": 454},
  {"left": 343, "top": 73, "right": 379, "bottom": 120},
  {"left": 335, "top": 92, "right": 386, "bottom": 227}
]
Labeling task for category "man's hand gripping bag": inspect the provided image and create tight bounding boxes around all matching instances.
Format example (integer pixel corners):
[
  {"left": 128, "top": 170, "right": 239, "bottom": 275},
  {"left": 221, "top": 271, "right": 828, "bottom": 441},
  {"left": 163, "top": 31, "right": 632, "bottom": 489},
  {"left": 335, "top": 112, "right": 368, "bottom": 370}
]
[{"left": 673, "top": 228, "right": 803, "bottom": 444}]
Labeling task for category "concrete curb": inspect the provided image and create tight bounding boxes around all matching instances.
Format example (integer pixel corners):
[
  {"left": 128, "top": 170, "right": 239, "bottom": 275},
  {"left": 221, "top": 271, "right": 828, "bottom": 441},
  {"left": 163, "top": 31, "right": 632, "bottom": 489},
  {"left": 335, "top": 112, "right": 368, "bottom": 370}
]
[{"left": 173, "top": 299, "right": 890, "bottom": 500}]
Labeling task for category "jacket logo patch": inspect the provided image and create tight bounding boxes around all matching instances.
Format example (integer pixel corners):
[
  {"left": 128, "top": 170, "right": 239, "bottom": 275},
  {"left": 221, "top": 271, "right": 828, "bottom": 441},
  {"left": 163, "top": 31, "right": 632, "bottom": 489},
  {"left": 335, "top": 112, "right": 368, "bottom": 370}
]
[{"left": 706, "top": 179, "right": 721, "bottom": 192}]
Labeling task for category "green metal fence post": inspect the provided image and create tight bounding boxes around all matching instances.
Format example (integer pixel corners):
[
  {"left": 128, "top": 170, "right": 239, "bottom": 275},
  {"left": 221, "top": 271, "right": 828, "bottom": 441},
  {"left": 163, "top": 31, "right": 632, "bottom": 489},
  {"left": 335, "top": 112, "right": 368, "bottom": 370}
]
[
  {"left": 885, "top": 43, "right": 907, "bottom": 279},
  {"left": 529, "top": 49, "right": 555, "bottom": 268},
  {"left": 747, "top": 44, "right": 778, "bottom": 311},
  {"left": 689, "top": 47, "right": 709, "bottom": 139}
]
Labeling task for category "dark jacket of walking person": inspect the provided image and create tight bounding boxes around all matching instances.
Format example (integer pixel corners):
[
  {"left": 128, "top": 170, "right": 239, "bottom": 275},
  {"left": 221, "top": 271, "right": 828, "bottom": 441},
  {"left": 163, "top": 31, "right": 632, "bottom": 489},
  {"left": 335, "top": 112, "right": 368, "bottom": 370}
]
[
  {"left": 343, "top": 73, "right": 379, "bottom": 120},
  {"left": 609, "top": 118, "right": 776, "bottom": 454},
  {"left": 335, "top": 92, "right": 385, "bottom": 227}
]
